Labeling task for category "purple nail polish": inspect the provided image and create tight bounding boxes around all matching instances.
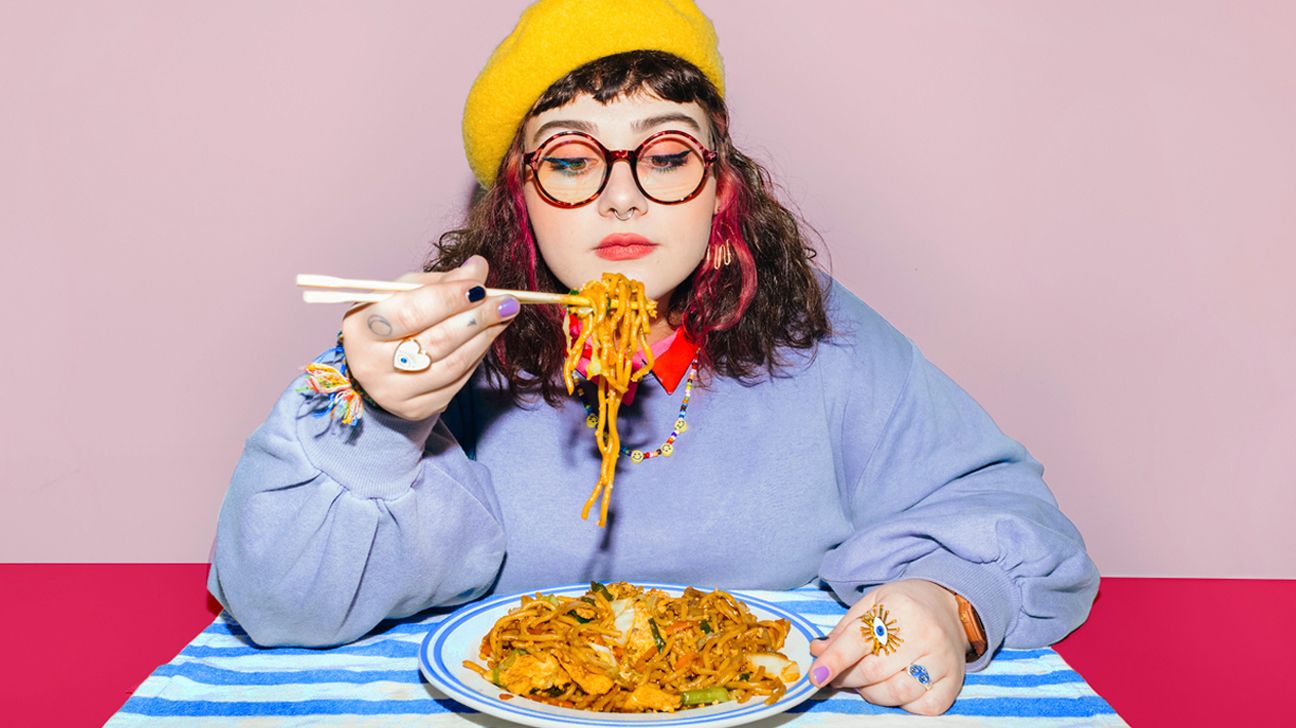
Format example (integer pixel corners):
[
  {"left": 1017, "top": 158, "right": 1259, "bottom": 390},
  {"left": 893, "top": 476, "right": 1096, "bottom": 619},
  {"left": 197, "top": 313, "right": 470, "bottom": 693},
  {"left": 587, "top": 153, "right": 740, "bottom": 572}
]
[
  {"left": 497, "top": 297, "right": 520, "bottom": 318},
  {"left": 467, "top": 286, "right": 486, "bottom": 302},
  {"left": 811, "top": 665, "right": 829, "bottom": 686}
]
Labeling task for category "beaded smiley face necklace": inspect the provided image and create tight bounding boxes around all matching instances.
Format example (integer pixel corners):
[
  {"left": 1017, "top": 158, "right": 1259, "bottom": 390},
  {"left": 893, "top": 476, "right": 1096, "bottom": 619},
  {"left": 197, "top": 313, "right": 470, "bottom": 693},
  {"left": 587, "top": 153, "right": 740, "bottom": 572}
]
[{"left": 574, "top": 355, "right": 700, "bottom": 463}]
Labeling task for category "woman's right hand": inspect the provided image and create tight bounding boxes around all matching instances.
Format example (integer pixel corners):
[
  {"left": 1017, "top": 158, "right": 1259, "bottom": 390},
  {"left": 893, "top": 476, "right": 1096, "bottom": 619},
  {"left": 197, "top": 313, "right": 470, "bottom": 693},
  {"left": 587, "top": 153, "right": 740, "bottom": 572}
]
[{"left": 339, "top": 255, "right": 520, "bottom": 421}]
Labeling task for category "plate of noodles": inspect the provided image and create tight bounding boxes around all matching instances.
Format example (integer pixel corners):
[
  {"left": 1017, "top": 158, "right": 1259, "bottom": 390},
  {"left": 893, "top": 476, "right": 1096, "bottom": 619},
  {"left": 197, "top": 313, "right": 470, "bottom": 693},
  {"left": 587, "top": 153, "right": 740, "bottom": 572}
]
[{"left": 419, "top": 582, "right": 823, "bottom": 727}]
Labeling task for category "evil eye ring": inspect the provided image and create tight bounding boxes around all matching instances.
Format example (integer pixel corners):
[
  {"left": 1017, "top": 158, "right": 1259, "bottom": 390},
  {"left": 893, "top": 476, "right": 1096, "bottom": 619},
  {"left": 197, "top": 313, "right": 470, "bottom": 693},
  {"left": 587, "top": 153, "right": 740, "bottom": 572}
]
[
  {"left": 908, "top": 663, "right": 933, "bottom": 691},
  {"left": 859, "top": 603, "right": 904, "bottom": 656},
  {"left": 392, "top": 338, "right": 432, "bottom": 373}
]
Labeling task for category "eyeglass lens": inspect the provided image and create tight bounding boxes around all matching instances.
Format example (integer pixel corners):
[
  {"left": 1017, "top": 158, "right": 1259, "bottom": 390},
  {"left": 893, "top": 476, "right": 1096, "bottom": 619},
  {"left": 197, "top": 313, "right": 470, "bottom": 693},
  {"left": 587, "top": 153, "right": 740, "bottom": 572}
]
[{"left": 533, "top": 133, "right": 708, "bottom": 205}]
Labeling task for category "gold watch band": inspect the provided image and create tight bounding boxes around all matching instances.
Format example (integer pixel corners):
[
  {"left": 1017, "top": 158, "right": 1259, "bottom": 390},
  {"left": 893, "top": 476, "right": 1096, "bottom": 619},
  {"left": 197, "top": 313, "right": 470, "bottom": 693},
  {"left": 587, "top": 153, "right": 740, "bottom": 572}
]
[{"left": 954, "top": 593, "right": 988, "bottom": 661}]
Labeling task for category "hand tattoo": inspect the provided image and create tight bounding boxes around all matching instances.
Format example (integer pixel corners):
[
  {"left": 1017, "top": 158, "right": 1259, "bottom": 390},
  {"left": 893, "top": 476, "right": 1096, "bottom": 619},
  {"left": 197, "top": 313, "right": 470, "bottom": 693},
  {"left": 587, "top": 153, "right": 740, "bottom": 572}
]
[{"left": 367, "top": 314, "right": 393, "bottom": 337}]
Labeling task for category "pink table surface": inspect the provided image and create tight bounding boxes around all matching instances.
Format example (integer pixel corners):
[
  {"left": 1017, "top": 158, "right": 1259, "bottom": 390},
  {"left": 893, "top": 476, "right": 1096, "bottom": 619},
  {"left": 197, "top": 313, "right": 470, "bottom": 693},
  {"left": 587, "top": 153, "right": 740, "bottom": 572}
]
[{"left": 2, "top": 565, "right": 1291, "bottom": 726}]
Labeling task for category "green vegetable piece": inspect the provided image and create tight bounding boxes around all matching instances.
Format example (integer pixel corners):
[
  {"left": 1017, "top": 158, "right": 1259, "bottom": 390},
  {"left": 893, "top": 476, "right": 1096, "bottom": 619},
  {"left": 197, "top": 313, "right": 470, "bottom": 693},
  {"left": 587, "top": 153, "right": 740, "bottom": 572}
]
[
  {"left": 590, "top": 581, "right": 614, "bottom": 602},
  {"left": 681, "top": 687, "right": 731, "bottom": 706},
  {"left": 738, "top": 672, "right": 751, "bottom": 681},
  {"left": 649, "top": 618, "right": 667, "bottom": 652},
  {"left": 699, "top": 620, "right": 713, "bottom": 634}
]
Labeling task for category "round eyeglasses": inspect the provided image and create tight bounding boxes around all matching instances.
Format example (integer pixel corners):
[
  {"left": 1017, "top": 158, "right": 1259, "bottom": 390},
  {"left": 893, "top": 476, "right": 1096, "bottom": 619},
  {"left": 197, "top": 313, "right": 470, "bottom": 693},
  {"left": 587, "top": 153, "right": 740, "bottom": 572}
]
[{"left": 522, "top": 129, "right": 719, "bottom": 208}]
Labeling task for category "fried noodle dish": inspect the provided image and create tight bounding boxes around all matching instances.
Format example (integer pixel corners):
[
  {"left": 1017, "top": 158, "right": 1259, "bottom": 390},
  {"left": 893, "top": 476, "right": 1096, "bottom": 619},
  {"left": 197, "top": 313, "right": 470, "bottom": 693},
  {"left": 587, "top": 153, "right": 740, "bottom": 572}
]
[
  {"left": 561, "top": 273, "right": 657, "bottom": 528},
  {"left": 464, "top": 582, "right": 801, "bottom": 713}
]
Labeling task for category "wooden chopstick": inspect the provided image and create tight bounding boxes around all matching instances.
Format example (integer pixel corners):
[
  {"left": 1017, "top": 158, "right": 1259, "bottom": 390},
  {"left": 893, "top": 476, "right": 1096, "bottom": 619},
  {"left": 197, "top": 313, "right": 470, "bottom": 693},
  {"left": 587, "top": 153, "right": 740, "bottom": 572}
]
[{"left": 296, "top": 274, "right": 590, "bottom": 307}]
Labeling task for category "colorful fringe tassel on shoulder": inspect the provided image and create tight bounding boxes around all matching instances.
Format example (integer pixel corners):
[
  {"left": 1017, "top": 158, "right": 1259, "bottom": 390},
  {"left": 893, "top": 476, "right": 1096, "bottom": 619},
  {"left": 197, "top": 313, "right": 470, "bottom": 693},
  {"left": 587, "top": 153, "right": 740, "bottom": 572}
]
[{"left": 295, "top": 336, "right": 365, "bottom": 427}]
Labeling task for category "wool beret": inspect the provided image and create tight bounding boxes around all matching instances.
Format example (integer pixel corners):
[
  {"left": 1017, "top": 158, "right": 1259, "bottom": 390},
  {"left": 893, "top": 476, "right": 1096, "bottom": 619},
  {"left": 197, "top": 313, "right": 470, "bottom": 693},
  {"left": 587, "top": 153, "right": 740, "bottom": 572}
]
[{"left": 462, "top": 0, "right": 725, "bottom": 187}]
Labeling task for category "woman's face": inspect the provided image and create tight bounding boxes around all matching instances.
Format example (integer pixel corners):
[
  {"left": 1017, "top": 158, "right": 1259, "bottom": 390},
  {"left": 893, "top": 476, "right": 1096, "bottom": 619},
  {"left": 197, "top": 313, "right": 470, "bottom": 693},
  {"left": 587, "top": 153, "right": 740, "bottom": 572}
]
[{"left": 521, "top": 93, "right": 720, "bottom": 308}]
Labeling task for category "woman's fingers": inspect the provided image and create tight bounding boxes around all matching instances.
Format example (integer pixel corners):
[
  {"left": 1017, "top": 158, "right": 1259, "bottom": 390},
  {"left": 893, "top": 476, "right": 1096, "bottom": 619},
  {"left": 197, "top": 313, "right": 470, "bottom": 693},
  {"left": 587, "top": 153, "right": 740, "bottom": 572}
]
[
  {"left": 829, "top": 640, "right": 923, "bottom": 690},
  {"left": 360, "top": 299, "right": 517, "bottom": 394},
  {"left": 812, "top": 589, "right": 883, "bottom": 656},
  {"left": 398, "top": 326, "right": 503, "bottom": 417},
  {"left": 810, "top": 591, "right": 940, "bottom": 684},
  {"left": 808, "top": 639, "right": 828, "bottom": 657},
  {"left": 808, "top": 589, "right": 886, "bottom": 678},
  {"left": 420, "top": 301, "right": 518, "bottom": 375},
  {"left": 819, "top": 631, "right": 960, "bottom": 715},
  {"left": 899, "top": 671, "right": 962, "bottom": 718},
  {"left": 809, "top": 630, "right": 960, "bottom": 717},
  {"left": 848, "top": 652, "right": 939, "bottom": 704},
  {"left": 810, "top": 607, "right": 886, "bottom": 688},
  {"left": 821, "top": 613, "right": 924, "bottom": 692},
  {"left": 334, "top": 256, "right": 527, "bottom": 421},
  {"left": 373, "top": 314, "right": 516, "bottom": 421},
  {"left": 354, "top": 256, "right": 491, "bottom": 341},
  {"left": 402, "top": 294, "right": 519, "bottom": 365},
  {"left": 371, "top": 281, "right": 487, "bottom": 341}
]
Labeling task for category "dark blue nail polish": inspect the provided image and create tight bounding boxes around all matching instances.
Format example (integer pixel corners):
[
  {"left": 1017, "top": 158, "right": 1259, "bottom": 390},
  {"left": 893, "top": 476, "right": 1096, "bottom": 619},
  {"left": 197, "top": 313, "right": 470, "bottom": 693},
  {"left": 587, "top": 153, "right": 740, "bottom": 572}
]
[{"left": 466, "top": 286, "right": 485, "bottom": 302}]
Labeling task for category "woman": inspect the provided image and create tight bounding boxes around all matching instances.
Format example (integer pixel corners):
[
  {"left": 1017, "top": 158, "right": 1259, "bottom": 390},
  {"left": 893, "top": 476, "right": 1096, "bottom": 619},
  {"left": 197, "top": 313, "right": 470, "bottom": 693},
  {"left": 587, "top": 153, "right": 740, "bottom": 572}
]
[{"left": 208, "top": 0, "right": 1099, "bottom": 716}]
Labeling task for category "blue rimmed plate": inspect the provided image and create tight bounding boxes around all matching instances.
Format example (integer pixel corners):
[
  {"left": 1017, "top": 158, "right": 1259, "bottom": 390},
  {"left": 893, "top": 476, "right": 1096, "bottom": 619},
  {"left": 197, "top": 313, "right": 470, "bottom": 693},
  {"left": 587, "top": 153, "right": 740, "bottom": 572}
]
[{"left": 419, "top": 583, "right": 823, "bottom": 728}]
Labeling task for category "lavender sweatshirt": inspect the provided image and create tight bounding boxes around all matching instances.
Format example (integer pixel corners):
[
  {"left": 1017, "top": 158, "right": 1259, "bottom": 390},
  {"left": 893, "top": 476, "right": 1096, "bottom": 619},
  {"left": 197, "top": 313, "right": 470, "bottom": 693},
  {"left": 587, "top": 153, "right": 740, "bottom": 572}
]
[{"left": 208, "top": 278, "right": 1099, "bottom": 669}]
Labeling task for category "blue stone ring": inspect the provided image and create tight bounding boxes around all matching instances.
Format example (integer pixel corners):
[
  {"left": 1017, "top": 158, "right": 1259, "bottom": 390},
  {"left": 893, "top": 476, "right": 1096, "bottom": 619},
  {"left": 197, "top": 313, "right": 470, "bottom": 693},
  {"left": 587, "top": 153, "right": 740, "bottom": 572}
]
[{"left": 908, "top": 663, "right": 933, "bottom": 691}]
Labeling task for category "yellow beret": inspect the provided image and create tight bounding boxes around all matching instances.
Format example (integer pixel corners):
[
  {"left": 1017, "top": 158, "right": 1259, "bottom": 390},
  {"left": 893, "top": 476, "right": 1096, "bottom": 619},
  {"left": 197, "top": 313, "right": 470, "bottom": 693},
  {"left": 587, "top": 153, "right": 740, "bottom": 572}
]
[{"left": 463, "top": 0, "right": 725, "bottom": 187}]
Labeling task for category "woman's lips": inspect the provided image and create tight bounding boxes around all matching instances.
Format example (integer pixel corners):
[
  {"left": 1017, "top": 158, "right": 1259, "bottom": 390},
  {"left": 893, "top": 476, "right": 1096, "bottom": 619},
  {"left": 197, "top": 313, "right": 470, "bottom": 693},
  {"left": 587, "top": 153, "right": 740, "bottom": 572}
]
[{"left": 595, "top": 233, "right": 658, "bottom": 261}]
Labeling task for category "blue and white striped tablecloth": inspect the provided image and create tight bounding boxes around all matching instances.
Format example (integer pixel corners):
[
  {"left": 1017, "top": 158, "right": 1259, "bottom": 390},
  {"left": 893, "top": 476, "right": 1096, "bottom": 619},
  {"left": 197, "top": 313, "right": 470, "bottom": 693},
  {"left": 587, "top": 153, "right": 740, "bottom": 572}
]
[{"left": 107, "top": 587, "right": 1125, "bottom": 727}]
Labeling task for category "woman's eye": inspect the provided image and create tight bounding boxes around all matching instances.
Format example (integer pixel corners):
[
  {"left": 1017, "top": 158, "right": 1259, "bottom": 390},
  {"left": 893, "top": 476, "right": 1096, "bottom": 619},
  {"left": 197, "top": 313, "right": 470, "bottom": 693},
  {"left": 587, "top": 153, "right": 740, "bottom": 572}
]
[
  {"left": 543, "top": 156, "right": 593, "bottom": 175},
  {"left": 645, "top": 151, "right": 691, "bottom": 172}
]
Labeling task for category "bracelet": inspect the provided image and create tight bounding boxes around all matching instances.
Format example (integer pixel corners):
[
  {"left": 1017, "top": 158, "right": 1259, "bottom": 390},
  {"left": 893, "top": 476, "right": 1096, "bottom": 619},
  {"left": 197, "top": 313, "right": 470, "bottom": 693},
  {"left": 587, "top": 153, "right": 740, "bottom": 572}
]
[
  {"left": 334, "top": 331, "right": 382, "bottom": 410},
  {"left": 293, "top": 331, "right": 381, "bottom": 427}
]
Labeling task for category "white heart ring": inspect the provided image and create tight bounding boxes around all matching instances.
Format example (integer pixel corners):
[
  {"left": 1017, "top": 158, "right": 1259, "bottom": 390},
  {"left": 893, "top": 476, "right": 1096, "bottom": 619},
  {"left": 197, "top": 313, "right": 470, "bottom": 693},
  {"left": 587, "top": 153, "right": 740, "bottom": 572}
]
[{"left": 393, "top": 338, "right": 432, "bottom": 372}]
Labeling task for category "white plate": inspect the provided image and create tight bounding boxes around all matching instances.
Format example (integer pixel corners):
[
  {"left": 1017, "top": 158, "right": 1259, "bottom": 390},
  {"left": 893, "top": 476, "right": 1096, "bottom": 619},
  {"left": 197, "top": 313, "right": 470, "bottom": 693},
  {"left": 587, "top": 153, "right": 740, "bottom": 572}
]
[{"left": 420, "top": 583, "right": 823, "bottom": 728}]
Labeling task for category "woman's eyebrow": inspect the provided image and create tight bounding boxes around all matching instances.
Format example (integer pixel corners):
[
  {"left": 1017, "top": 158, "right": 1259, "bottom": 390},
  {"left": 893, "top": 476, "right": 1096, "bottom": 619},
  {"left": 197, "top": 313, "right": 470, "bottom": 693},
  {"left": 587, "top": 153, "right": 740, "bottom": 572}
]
[
  {"left": 531, "top": 113, "right": 704, "bottom": 145},
  {"left": 531, "top": 119, "right": 597, "bottom": 144},
  {"left": 631, "top": 113, "right": 702, "bottom": 134}
]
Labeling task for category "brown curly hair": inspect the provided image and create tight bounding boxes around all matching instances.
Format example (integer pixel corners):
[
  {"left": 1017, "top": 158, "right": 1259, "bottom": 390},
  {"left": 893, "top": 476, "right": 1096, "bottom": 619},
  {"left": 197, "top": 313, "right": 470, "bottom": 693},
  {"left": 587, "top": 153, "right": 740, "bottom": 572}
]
[{"left": 429, "top": 50, "right": 831, "bottom": 406}]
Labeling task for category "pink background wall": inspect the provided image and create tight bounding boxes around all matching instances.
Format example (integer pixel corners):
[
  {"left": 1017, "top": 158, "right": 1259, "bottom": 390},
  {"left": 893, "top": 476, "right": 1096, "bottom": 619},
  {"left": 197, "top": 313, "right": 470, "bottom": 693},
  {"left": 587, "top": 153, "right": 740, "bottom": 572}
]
[{"left": 2, "top": 2, "right": 1292, "bottom": 576}]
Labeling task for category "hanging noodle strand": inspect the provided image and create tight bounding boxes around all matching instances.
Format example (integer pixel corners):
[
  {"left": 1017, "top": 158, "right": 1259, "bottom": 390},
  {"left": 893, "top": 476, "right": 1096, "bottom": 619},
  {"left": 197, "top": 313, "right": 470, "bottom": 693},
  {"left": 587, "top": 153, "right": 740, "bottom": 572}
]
[{"left": 561, "top": 273, "right": 657, "bottom": 528}]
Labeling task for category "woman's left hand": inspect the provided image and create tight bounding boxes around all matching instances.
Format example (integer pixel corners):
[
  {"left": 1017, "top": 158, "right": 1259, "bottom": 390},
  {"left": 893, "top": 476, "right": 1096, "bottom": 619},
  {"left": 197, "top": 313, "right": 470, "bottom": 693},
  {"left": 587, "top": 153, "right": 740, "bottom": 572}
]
[{"left": 807, "top": 579, "right": 971, "bottom": 716}]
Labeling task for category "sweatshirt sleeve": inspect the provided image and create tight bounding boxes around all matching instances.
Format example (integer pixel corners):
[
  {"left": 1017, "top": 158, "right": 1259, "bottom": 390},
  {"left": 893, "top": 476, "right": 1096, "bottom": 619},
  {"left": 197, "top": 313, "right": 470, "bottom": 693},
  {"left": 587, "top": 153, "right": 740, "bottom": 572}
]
[
  {"left": 207, "top": 352, "right": 507, "bottom": 647},
  {"left": 819, "top": 311, "right": 1099, "bottom": 672}
]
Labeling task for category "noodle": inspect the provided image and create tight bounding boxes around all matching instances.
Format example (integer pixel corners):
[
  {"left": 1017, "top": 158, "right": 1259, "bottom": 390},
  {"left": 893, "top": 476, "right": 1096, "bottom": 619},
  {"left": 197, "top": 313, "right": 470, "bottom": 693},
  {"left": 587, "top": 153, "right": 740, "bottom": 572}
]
[
  {"left": 465, "top": 583, "right": 801, "bottom": 713},
  {"left": 562, "top": 273, "right": 658, "bottom": 527}
]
